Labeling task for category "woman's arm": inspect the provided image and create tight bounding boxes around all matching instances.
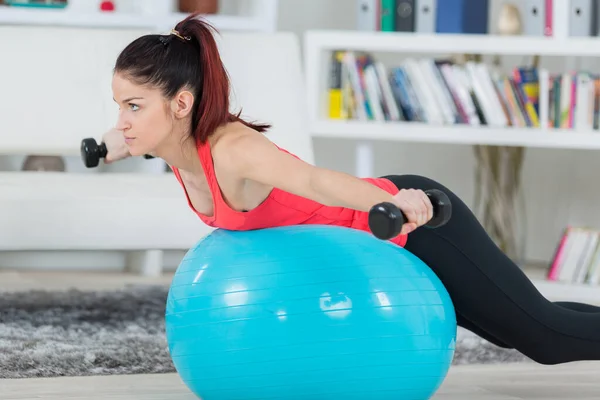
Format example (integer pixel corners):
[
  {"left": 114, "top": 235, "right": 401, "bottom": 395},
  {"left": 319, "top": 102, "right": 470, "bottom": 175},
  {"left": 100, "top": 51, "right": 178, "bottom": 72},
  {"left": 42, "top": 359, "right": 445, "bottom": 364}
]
[{"left": 222, "top": 131, "right": 395, "bottom": 212}]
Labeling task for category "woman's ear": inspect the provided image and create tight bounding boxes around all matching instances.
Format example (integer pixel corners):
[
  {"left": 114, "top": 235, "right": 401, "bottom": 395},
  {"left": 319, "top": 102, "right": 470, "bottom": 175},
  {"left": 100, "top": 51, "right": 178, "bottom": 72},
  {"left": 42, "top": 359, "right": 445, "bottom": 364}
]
[{"left": 171, "top": 90, "right": 194, "bottom": 119}]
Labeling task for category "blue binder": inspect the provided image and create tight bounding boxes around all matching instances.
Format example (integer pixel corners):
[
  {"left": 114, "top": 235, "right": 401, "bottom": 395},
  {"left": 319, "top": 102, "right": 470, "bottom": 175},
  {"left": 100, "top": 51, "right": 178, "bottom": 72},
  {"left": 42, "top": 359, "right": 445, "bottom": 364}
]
[{"left": 435, "top": 0, "right": 490, "bottom": 34}]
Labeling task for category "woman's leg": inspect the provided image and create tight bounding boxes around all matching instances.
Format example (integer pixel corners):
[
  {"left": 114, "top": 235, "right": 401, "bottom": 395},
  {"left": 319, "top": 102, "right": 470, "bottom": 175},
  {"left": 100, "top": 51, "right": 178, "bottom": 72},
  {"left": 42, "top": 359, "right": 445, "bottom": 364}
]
[
  {"left": 456, "top": 313, "right": 512, "bottom": 348},
  {"left": 554, "top": 301, "right": 600, "bottom": 312},
  {"left": 458, "top": 302, "right": 600, "bottom": 350},
  {"left": 383, "top": 174, "right": 600, "bottom": 365}
]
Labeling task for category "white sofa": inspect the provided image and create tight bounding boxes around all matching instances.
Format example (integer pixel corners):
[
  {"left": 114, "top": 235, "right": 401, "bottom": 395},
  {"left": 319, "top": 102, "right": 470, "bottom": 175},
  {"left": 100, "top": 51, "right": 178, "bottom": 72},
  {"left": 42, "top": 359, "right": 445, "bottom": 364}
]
[{"left": 0, "top": 25, "right": 313, "bottom": 275}]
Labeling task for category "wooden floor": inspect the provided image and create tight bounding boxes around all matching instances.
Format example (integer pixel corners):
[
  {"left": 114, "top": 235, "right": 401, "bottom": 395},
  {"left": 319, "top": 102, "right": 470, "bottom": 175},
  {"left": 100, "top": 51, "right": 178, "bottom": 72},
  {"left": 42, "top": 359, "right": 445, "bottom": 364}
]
[{"left": 1, "top": 362, "right": 600, "bottom": 399}]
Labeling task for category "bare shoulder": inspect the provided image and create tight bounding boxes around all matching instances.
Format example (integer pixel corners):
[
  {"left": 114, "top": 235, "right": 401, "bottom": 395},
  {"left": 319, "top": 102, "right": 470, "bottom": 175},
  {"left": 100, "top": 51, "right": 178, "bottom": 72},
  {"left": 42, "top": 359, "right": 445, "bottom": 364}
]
[
  {"left": 210, "top": 122, "right": 316, "bottom": 191},
  {"left": 211, "top": 123, "right": 277, "bottom": 171}
]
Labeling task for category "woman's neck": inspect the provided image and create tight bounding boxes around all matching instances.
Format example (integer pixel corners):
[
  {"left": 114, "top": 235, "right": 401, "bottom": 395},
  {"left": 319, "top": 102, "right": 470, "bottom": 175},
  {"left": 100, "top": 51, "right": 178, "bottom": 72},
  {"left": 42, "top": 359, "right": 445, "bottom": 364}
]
[
  {"left": 153, "top": 121, "right": 236, "bottom": 173},
  {"left": 153, "top": 133, "right": 202, "bottom": 174}
]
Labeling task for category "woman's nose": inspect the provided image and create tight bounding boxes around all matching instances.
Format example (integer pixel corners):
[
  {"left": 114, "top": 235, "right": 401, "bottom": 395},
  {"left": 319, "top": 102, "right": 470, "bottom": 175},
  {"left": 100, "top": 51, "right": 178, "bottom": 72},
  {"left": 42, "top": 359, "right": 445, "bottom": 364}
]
[{"left": 115, "top": 115, "right": 130, "bottom": 131}]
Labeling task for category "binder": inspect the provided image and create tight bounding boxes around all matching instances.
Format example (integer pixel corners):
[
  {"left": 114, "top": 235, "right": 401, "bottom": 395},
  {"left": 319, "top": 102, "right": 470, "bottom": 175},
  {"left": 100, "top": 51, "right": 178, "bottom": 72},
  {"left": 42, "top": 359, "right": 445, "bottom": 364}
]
[
  {"left": 552, "top": 0, "right": 569, "bottom": 38},
  {"left": 356, "top": 0, "right": 379, "bottom": 31},
  {"left": 544, "top": 0, "right": 553, "bottom": 36},
  {"left": 592, "top": 0, "right": 600, "bottom": 35},
  {"left": 436, "top": 0, "right": 489, "bottom": 34},
  {"left": 519, "top": 0, "right": 545, "bottom": 36},
  {"left": 415, "top": 0, "right": 436, "bottom": 33},
  {"left": 569, "top": 0, "right": 594, "bottom": 36},
  {"left": 395, "top": 0, "right": 415, "bottom": 31},
  {"left": 380, "top": 0, "right": 396, "bottom": 31}
]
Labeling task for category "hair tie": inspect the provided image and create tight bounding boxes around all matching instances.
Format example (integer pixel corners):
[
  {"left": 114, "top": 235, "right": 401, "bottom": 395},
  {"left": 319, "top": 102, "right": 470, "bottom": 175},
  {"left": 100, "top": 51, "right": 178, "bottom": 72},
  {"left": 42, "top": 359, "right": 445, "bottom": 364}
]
[
  {"left": 170, "top": 29, "right": 191, "bottom": 42},
  {"left": 158, "top": 36, "right": 170, "bottom": 46}
]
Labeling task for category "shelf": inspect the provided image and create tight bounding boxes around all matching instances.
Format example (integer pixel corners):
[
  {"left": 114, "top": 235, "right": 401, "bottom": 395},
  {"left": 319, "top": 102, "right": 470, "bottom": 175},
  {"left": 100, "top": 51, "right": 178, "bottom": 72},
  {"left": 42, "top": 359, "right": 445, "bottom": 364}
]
[
  {"left": 310, "top": 121, "right": 600, "bottom": 151},
  {"left": 533, "top": 279, "right": 600, "bottom": 304},
  {"left": 0, "top": 145, "right": 81, "bottom": 157},
  {"left": 0, "top": 6, "right": 266, "bottom": 32},
  {"left": 305, "top": 29, "right": 600, "bottom": 57}
]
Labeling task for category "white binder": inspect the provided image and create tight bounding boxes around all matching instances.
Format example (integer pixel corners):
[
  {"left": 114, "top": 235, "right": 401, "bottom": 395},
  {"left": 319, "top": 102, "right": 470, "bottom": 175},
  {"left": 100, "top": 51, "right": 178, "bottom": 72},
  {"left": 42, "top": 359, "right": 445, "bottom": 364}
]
[
  {"left": 569, "top": 0, "right": 594, "bottom": 36},
  {"left": 356, "top": 0, "right": 378, "bottom": 31},
  {"left": 415, "top": 0, "right": 437, "bottom": 33}
]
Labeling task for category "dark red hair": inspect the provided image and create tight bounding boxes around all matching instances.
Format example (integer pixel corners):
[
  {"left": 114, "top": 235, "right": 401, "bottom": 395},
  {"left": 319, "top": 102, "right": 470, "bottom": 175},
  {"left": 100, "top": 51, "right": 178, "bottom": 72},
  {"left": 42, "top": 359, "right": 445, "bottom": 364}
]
[{"left": 114, "top": 13, "right": 270, "bottom": 143}]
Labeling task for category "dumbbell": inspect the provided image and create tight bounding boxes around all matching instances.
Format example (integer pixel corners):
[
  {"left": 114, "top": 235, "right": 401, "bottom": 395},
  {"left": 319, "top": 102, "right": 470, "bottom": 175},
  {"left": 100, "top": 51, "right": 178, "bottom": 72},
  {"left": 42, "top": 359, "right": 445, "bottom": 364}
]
[
  {"left": 80, "top": 138, "right": 154, "bottom": 168},
  {"left": 368, "top": 189, "right": 452, "bottom": 240}
]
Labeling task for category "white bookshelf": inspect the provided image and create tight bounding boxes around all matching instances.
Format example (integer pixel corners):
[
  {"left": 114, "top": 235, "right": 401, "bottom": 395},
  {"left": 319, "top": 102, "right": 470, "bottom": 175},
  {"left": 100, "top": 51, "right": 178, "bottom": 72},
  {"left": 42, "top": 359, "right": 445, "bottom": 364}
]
[
  {"left": 304, "top": 30, "right": 600, "bottom": 300},
  {"left": 0, "top": 0, "right": 278, "bottom": 32},
  {"left": 304, "top": 29, "right": 600, "bottom": 177}
]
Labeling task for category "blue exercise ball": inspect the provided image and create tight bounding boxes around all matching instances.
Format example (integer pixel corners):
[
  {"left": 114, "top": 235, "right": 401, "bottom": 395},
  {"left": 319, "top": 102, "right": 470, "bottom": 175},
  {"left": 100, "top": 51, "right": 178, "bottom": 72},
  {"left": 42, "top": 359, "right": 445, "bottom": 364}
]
[{"left": 166, "top": 225, "right": 456, "bottom": 400}]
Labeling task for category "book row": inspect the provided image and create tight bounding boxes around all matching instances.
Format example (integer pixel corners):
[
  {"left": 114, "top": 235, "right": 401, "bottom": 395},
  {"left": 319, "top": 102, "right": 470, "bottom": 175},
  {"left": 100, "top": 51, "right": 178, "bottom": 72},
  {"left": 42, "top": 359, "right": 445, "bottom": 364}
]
[
  {"left": 327, "top": 50, "right": 600, "bottom": 131},
  {"left": 356, "top": 0, "right": 598, "bottom": 38}
]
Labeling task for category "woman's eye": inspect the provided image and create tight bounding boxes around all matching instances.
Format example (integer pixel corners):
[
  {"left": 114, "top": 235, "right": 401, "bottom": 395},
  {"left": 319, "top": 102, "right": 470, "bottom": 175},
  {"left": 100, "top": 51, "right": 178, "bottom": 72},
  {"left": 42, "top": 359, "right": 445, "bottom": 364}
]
[{"left": 129, "top": 103, "right": 139, "bottom": 111}]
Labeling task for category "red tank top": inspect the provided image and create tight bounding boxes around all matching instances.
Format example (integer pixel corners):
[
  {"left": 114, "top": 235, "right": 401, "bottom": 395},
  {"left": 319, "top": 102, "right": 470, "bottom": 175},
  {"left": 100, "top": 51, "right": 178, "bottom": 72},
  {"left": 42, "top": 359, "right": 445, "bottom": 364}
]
[{"left": 171, "top": 140, "right": 407, "bottom": 247}]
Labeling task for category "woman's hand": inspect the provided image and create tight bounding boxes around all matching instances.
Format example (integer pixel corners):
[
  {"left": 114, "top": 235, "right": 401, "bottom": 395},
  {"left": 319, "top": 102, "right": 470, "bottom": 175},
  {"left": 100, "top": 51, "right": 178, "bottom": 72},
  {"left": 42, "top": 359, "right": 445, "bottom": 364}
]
[
  {"left": 392, "top": 189, "right": 434, "bottom": 235},
  {"left": 102, "top": 128, "right": 131, "bottom": 164}
]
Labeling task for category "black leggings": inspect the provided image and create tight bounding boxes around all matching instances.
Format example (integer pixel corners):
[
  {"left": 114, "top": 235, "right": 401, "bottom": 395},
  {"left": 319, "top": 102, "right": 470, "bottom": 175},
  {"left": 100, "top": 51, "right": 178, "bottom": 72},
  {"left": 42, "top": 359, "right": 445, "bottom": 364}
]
[{"left": 384, "top": 174, "right": 600, "bottom": 365}]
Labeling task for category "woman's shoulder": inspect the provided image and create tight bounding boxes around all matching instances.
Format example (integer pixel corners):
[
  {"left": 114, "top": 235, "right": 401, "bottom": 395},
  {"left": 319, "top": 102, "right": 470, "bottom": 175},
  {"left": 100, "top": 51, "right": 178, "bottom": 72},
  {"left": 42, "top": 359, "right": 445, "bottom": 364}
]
[
  {"left": 210, "top": 122, "right": 291, "bottom": 165},
  {"left": 210, "top": 121, "right": 256, "bottom": 147}
]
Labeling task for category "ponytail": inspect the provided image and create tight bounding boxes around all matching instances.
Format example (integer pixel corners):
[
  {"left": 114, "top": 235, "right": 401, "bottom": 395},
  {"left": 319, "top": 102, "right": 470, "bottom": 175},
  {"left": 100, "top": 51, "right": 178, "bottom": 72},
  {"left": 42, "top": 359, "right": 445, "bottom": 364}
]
[{"left": 114, "top": 12, "right": 270, "bottom": 144}]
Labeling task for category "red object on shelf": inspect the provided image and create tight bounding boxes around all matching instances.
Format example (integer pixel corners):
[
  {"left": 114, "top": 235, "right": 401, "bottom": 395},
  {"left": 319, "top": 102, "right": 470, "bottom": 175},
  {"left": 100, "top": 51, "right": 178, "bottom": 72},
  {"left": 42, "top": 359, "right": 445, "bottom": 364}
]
[{"left": 100, "top": 1, "right": 115, "bottom": 12}]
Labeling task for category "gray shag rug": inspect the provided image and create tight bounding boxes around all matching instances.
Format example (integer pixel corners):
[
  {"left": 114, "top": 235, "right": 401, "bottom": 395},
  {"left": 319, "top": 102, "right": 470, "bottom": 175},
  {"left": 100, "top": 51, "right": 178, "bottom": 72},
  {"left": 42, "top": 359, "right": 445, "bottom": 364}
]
[{"left": 0, "top": 286, "right": 531, "bottom": 379}]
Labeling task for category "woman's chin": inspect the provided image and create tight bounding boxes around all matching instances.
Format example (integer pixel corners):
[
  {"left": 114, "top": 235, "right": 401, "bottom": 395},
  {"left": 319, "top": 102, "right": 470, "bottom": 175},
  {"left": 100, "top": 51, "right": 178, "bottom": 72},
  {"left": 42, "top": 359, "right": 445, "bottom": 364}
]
[
  {"left": 128, "top": 148, "right": 146, "bottom": 157},
  {"left": 127, "top": 140, "right": 160, "bottom": 158}
]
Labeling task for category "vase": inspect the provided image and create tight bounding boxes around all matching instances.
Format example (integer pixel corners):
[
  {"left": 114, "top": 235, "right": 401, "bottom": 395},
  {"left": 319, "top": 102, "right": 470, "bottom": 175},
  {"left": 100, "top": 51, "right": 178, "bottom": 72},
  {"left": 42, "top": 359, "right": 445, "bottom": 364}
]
[
  {"left": 21, "top": 155, "right": 66, "bottom": 172},
  {"left": 178, "top": 0, "right": 218, "bottom": 14},
  {"left": 473, "top": 145, "right": 528, "bottom": 267}
]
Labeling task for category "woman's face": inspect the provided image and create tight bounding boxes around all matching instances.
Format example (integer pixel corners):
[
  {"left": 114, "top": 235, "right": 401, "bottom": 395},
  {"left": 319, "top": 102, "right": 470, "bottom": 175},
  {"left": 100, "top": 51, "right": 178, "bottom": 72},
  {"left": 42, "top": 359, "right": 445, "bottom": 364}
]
[{"left": 111, "top": 72, "right": 175, "bottom": 157}]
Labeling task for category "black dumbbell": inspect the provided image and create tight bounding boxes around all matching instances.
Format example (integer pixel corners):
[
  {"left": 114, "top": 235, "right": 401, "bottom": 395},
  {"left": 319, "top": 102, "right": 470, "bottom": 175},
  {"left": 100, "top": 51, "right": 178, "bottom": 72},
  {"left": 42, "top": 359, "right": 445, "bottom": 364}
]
[
  {"left": 80, "top": 138, "right": 154, "bottom": 168},
  {"left": 80, "top": 138, "right": 107, "bottom": 168},
  {"left": 368, "top": 189, "right": 452, "bottom": 240}
]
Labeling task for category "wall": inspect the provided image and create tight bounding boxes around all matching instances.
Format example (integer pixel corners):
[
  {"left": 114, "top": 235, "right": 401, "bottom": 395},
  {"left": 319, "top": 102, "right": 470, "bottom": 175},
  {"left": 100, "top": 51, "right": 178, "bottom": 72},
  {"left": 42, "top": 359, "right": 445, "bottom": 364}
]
[{"left": 278, "top": 0, "right": 600, "bottom": 265}]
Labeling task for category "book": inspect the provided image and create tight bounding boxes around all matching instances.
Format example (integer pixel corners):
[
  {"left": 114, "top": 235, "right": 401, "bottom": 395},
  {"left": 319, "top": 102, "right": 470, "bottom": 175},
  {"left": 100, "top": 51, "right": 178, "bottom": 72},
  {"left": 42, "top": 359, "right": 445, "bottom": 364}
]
[{"left": 548, "top": 226, "right": 600, "bottom": 285}]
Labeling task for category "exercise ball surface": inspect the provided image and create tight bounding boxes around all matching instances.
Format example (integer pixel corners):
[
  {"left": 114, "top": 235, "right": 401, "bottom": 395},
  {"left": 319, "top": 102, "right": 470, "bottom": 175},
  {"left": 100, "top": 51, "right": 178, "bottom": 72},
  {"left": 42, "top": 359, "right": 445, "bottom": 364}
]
[{"left": 166, "top": 225, "right": 456, "bottom": 400}]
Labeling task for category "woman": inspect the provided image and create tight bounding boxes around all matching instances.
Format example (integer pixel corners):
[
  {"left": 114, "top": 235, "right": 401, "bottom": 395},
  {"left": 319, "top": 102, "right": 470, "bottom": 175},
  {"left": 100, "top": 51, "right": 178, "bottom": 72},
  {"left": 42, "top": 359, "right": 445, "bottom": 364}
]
[{"left": 103, "top": 13, "right": 600, "bottom": 365}]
